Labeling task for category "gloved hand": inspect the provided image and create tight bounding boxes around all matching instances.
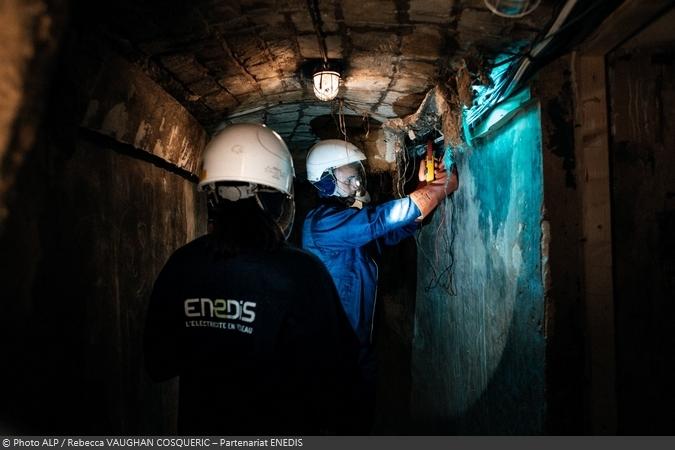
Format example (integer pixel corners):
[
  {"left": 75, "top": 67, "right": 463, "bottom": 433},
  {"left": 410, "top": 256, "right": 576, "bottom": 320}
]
[{"left": 409, "top": 158, "right": 458, "bottom": 220}]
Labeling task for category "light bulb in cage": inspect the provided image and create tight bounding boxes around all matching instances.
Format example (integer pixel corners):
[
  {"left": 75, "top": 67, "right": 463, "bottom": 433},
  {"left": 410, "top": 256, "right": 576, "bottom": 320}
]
[{"left": 313, "top": 70, "right": 340, "bottom": 101}]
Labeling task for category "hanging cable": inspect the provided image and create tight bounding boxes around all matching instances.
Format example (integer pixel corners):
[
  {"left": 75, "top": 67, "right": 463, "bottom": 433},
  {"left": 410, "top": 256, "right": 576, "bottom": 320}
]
[
  {"left": 363, "top": 112, "right": 370, "bottom": 139},
  {"left": 307, "top": 0, "right": 329, "bottom": 65},
  {"left": 416, "top": 194, "right": 457, "bottom": 296},
  {"left": 466, "top": 0, "right": 585, "bottom": 131},
  {"left": 338, "top": 99, "right": 348, "bottom": 139}
]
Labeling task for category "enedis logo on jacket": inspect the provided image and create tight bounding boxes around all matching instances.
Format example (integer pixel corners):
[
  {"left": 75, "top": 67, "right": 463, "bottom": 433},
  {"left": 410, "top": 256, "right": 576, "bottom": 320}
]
[{"left": 183, "top": 298, "right": 256, "bottom": 334}]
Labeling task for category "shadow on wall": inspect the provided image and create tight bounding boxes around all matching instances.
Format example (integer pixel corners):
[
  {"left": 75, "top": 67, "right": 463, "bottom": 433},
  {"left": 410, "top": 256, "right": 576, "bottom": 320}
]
[
  {"left": 410, "top": 300, "right": 543, "bottom": 435},
  {"left": 370, "top": 171, "right": 419, "bottom": 434},
  {"left": 0, "top": 127, "right": 204, "bottom": 434}
]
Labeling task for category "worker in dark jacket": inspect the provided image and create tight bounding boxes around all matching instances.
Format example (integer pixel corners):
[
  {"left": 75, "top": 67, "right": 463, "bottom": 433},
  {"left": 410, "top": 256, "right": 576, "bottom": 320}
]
[
  {"left": 144, "top": 124, "right": 359, "bottom": 435},
  {"left": 302, "top": 139, "right": 458, "bottom": 432}
]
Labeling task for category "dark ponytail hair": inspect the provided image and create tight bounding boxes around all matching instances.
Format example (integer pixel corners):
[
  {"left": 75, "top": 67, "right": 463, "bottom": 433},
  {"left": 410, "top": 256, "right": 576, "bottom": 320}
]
[{"left": 207, "top": 197, "right": 284, "bottom": 258}]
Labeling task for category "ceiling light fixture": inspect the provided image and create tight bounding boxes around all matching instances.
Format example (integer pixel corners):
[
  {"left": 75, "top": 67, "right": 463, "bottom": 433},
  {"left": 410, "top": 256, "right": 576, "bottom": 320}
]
[
  {"left": 307, "top": 0, "right": 341, "bottom": 101},
  {"left": 483, "top": 0, "right": 540, "bottom": 18},
  {"left": 313, "top": 69, "right": 340, "bottom": 101}
]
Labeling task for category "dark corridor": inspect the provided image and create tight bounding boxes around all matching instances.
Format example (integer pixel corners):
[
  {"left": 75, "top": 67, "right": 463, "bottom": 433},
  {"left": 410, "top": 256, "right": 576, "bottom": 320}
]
[{"left": 1, "top": 0, "right": 674, "bottom": 436}]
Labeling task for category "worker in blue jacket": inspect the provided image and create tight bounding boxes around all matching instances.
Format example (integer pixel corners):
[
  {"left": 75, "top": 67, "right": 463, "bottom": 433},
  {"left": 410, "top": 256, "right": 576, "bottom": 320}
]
[{"left": 302, "top": 139, "right": 459, "bottom": 432}]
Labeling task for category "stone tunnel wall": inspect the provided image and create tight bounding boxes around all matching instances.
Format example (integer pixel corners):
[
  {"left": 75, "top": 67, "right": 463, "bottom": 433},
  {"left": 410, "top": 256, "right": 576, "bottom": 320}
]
[
  {"left": 410, "top": 101, "right": 546, "bottom": 434},
  {"left": 0, "top": 39, "right": 207, "bottom": 433}
]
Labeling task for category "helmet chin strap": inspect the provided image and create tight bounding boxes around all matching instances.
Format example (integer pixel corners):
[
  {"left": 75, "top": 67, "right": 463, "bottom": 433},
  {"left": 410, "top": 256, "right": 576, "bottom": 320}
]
[{"left": 254, "top": 192, "right": 295, "bottom": 240}]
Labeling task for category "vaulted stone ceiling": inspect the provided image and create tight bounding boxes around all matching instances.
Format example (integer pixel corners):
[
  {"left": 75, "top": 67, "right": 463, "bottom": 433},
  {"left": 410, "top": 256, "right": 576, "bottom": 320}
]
[{"left": 96, "top": 0, "right": 559, "bottom": 155}]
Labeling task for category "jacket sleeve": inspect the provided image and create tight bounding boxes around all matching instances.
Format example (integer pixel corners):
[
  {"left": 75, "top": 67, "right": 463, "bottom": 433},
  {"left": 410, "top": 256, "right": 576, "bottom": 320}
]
[
  {"left": 308, "top": 197, "right": 421, "bottom": 250},
  {"left": 379, "top": 221, "right": 419, "bottom": 246},
  {"left": 143, "top": 254, "right": 182, "bottom": 382}
]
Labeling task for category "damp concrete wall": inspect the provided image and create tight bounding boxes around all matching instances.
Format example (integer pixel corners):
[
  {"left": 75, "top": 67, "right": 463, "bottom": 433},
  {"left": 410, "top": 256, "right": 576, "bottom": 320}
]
[
  {"left": 410, "top": 101, "right": 546, "bottom": 434},
  {"left": 0, "top": 36, "right": 207, "bottom": 433}
]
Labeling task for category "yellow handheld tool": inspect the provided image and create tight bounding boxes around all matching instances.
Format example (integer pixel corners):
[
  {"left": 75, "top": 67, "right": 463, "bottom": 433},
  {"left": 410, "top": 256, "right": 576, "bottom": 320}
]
[{"left": 425, "top": 139, "right": 435, "bottom": 182}]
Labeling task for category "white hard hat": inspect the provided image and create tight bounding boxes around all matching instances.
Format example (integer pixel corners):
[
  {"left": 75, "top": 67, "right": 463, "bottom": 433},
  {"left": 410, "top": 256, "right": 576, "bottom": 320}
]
[
  {"left": 198, "top": 123, "right": 294, "bottom": 195},
  {"left": 199, "top": 123, "right": 295, "bottom": 238},
  {"left": 305, "top": 139, "right": 366, "bottom": 182}
]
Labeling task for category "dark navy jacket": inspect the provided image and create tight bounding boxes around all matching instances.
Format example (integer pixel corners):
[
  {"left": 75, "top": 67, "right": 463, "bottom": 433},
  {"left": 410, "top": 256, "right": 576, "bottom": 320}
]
[
  {"left": 302, "top": 197, "right": 420, "bottom": 348},
  {"left": 144, "top": 236, "right": 359, "bottom": 435}
]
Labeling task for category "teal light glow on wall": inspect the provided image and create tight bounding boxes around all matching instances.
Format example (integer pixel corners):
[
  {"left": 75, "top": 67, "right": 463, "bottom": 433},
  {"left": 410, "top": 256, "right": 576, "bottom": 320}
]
[
  {"left": 411, "top": 100, "right": 545, "bottom": 434},
  {"left": 468, "top": 88, "right": 531, "bottom": 141},
  {"left": 463, "top": 53, "right": 521, "bottom": 131}
]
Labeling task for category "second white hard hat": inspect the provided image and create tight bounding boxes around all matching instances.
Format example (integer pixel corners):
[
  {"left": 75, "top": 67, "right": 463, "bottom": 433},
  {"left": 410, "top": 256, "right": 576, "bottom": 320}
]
[{"left": 305, "top": 139, "right": 366, "bottom": 182}]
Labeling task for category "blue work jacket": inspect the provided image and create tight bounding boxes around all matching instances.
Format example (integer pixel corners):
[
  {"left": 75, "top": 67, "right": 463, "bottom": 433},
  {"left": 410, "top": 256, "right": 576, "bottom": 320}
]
[{"left": 302, "top": 197, "right": 421, "bottom": 347}]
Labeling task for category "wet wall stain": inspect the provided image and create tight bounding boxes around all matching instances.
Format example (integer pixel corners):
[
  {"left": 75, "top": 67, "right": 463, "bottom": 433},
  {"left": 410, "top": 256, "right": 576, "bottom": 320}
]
[{"left": 411, "top": 103, "right": 545, "bottom": 434}]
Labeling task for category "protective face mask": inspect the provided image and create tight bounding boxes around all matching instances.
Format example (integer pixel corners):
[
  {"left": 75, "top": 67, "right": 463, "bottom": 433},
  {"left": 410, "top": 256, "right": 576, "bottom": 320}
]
[{"left": 333, "top": 162, "right": 368, "bottom": 199}]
